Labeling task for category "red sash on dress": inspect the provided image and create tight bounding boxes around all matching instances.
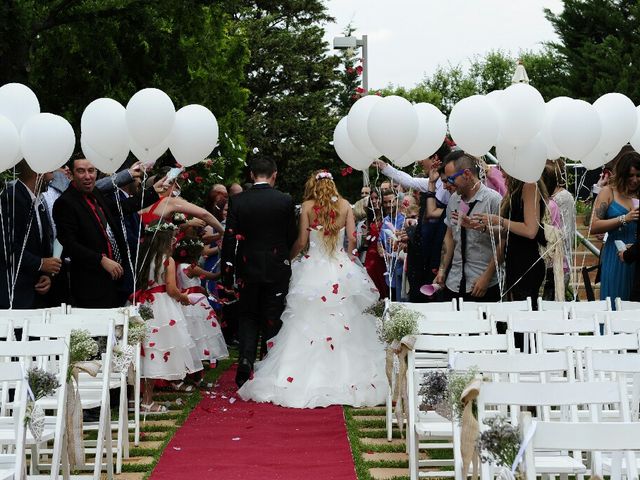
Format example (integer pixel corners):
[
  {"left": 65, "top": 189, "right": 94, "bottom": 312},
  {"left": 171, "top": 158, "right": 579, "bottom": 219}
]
[{"left": 129, "top": 284, "right": 167, "bottom": 304}]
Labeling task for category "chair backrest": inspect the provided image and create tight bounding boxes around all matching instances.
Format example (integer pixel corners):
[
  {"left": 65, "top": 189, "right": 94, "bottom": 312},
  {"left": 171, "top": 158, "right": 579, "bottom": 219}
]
[
  {"left": 605, "top": 313, "right": 640, "bottom": 334},
  {"left": 416, "top": 317, "right": 493, "bottom": 335},
  {"left": 49, "top": 311, "right": 127, "bottom": 327},
  {"left": 615, "top": 298, "right": 640, "bottom": 311},
  {"left": 0, "top": 309, "right": 47, "bottom": 329},
  {"left": 506, "top": 310, "right": 575, "bottom": 333},
  {"left": 394, "top": 300, "right": 457, "bottom": 314},
  {"left": 538, "top": 332, "right": 640, "bottom": 352},
  {"left": 450, "top": 351, "right": 571, "bottom": 376},
  {"left": 521, "top": 412, "right": 640, "bottom": 480},
  {"left": 0, "top": 318, "right": 13, "bottom": 341},
  {"left": 413, "top": 333, "right": 512, "bottom": 356},
  {"left": 538, "top": 298, "right": 611, "bottom": 314}
]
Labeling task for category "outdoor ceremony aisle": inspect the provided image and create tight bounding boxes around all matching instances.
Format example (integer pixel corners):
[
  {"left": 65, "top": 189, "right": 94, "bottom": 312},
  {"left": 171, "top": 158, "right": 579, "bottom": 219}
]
[{"left": 149, "top": 365, "right": 358, "bottom": 480}]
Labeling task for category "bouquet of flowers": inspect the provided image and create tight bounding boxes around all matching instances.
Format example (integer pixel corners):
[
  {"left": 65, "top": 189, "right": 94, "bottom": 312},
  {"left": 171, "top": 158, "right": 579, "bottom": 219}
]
[
  {"left": 476, "top": 416, "right": 521, "bottom": 472},
  {"left": 25, "top": 367, "right": 60, "bottom": 441},
  {"left": 376, "top": 304, "right": 420, "bottom": 345},
  {"left": 68, "top": 329, "right": 99, "bottom": 381},
  {"left": 173, "top": 212, "right": 187, "bottom": 225},
  {"left": 363, "top": 300, "right": 385, "bottom": 319},
  {"left": 138, "top": 303, "right": 154, "bottom": 321},
  {"left": 419, "top": 368, "right": 479, "bottom": 421}
]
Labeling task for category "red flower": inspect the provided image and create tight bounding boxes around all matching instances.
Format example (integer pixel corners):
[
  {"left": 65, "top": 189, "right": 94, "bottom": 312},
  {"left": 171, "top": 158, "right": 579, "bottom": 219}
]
[
  {"left": 287, "top": 377, "right": 294, "bottom": 383},
  {"left": 195, "top": 176, "right": 203, "bottom": 184},
  {"left": 356, "top": 87, "right": 365, "bottom": 94},
  {"left": 346, "top": 67, "right": 355, "bottom": 74},
  {"left": 356, "top": 65, "right": 363, "bottom": 75},
  {"left": 235, "top": 234, "right": 245, "bottom": 241},
  {"left": 169, "top": 319, "right": 176, "bottom": 326},
  {"left": 180, "top": 250, "right": 187, "bottom": 257},
  {"left": 181, "top": 172, "right": 190, "bottom": 180},
  {"left": 205, "top": 159, "right": 213, "bottom": 168}
]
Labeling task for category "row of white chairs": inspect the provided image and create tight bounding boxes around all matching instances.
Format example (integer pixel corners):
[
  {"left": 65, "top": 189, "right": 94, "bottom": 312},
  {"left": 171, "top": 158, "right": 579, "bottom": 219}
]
[
  {"left": 0, "top": 306, "right": 139, "bottom": 479},
  {"left": 405, "top": 329, "right": 640, "bottom": 480}
]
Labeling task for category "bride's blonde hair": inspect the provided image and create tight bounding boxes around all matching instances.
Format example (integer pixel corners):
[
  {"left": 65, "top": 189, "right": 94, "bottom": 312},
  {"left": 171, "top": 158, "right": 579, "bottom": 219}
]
[{"left": 304, "top": 170, "right": 342, "bottom": 255}]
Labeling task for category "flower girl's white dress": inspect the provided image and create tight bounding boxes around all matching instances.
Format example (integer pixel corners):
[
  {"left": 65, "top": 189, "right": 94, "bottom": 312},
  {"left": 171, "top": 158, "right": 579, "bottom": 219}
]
[{"left": 238, "top": 227, "right": 386, "bottom": 408}]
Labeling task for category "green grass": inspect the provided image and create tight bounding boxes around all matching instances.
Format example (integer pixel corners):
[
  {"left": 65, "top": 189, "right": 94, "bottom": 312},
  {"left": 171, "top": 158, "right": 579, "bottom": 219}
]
[{"left": 344, "top": 406, "right": 375, "bottom": 480}]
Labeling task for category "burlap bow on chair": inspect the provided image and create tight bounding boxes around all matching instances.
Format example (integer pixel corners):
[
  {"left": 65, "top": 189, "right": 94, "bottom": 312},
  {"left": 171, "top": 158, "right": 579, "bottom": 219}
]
[
  {"left": 66, "top": 360, "right": 101, "bottom": 469},
  {"left": 460, "top": 376, "right": 482, "bottom": 480},
  {"left": 385, "top": 335, "right": 416, "bottom": 438}
]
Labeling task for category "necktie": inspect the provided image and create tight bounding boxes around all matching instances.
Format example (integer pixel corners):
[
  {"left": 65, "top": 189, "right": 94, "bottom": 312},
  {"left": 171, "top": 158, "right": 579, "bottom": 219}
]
[
  {"left": 86, "top": 194, "right": 122, "bottom": 264},
  {"left": 459, "top": 200, "right": 479, "bottom": 294},
  {"left": 37, "top": 202, "right": 53, "bottom": 257}
]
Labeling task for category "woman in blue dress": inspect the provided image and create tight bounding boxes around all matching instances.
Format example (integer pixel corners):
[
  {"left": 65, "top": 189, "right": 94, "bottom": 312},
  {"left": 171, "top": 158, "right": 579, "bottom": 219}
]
[{"left": 590, "top": 149, "right": 640, "bottom": 306}]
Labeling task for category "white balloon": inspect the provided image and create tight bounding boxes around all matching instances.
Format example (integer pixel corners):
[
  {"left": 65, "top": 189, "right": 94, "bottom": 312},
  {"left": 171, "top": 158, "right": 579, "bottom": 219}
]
[
  {"left": 0, "top": 83, "right": 40, "bottom": 132},
  {"left": 629, "top": 106, "right": 640, "bottom": 153},
  {"left": 81, "top": 136, "right": 129, "bottom": 174},
  {"left": 21, "top": 113, "right": 75, "bottom": 174},
  {"left": 486, "top": 89, "right": 504, "bottom": 111},
  {"left": 126, "top": 88, "right": 175, "bottom": 149},
  {"left": 347, "top": 95, "right": 382, "bottom": 160},
  {"left": 169, "top": 105, "right": 219, "bottom": 167},
  {"left": 130, "top": 136, "right": 169, "bottom": 167},
  {"left": 0, "top": 116, "right": 21, "bottom": 172},
  {"left": 395, "top": 103, "right": 447, "bottom": 166},
  {"left": 81, "top": 98, "right": 129, "bottom": 161},
  {"left": 593, "top": 92, "right": 637, "bottom": 154},
  {"left": 541, "top": 96, "right": 572, "bottom": 160},
  {"left": 333, "top": 117, "right": 371, "bottom": 171},
  {"left": 551, "top": 99, "right": 601, "bottom": 160},
  {"left": 496, "top": 133, "right": 547, "bottom": 183},
  {"left": 580, "top": 144, "right": 618, "bottom": 171},
  {"left": 367, "top": 95, "right": 419, "bottom": 161},
  {"left": 448, "top": 95, "right": 499, "bottom": 156},
  {"left": 497, "top": 83, "right": 545, "bottom": 147}
]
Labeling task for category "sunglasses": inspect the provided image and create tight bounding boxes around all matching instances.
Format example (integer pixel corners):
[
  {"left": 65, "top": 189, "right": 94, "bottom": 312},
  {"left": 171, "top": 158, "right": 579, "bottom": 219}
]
[{"left": 446, "top": 169, "right": 466, "bottom": 185}]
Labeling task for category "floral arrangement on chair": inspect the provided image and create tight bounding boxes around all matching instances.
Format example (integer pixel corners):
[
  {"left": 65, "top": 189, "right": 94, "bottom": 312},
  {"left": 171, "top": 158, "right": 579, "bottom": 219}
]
[
  {"left": 419, "top": 368, "right": 479, "bottom": 421},
  {"left": 24, "top": 367, "right": 60, "bottom": 441},
  {"left": 476, "top": 415, "right": 522, "bottom": 479}
]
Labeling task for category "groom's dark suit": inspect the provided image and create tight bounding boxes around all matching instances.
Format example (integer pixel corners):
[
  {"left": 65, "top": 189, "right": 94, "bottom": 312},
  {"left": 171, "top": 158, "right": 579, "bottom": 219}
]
[{"left": 221, "top": 183, "right": 297, "bottom": 376}]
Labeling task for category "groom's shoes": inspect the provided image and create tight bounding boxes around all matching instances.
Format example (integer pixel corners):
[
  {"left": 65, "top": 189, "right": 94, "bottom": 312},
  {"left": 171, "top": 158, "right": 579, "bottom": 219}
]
[{"left": 235, "top": 358, "right": 252, "bottom": 388}]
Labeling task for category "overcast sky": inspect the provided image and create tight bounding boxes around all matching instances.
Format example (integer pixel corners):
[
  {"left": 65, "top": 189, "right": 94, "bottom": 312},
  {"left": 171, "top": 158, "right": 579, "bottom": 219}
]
[{"left": 323, "top": 0, "right": 565, "bottom": 89}]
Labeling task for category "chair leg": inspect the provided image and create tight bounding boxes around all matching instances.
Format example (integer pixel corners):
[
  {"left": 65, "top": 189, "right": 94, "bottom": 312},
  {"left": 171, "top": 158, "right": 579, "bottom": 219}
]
[
  {"left": 134, "top": 352, "right": 141, "bottom": 446},
  {"left": 386, "top": 390, "right": 393, "bottom": 442}
]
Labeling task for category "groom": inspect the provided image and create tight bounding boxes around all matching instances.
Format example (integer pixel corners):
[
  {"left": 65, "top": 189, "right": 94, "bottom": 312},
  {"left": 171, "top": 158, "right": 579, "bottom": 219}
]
[{"left": 221, "top": 156, "right": 297, "bottom": 387}]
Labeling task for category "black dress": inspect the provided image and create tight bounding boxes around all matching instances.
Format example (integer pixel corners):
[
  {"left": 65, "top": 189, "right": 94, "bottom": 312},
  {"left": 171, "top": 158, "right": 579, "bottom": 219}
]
[{"left": 503, "top": 193, "right": 547, "bottom": 301}]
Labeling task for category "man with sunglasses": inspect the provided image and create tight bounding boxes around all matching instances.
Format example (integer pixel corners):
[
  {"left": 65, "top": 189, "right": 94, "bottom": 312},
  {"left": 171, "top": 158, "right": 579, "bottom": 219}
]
[{"left": 434, "top": 153, "right": 502, "bottom": 302}]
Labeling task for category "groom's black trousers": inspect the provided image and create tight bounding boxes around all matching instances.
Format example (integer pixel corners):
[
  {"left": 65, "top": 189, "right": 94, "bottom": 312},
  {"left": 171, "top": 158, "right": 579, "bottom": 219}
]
[{"left": 238, "top": 279, "right": 288, "bottom": 365}]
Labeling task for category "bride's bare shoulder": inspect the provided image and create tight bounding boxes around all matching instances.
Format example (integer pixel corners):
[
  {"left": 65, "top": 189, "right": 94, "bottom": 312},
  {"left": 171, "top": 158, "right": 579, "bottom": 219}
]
[{"left": 300, "top": 200, "right": 315, "bottom": 211}]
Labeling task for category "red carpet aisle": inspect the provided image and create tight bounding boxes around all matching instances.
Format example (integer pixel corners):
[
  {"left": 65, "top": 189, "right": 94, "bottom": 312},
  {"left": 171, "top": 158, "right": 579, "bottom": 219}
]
[{"left": 149, "top": 365, "right": 357, "bottom": 480}]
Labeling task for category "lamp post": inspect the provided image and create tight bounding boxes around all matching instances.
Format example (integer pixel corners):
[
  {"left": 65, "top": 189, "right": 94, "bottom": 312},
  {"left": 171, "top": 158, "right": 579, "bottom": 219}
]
[{"left": 333, "top": 34, "right": 368, "bottom": 94}]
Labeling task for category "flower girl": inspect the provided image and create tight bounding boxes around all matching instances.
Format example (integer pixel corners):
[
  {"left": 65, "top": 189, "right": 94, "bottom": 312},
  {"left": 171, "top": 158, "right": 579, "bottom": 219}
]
[
  {"left": 174, "top": 235, "right": 228, "bottom": 363},
  {"left": 135, "top": 221, "right": 202, "bottom": 413}
]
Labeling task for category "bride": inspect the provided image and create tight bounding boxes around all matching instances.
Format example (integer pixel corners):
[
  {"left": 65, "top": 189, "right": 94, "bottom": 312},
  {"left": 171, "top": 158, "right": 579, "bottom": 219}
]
[{"left": 237, "top": 170, "right": 387, "bottom": 408}]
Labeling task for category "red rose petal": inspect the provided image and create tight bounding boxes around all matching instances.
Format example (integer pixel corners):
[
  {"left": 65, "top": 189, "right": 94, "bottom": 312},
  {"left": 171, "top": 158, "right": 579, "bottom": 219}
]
[
  {"left": 286, "top": 377, "right": 294, "bottom": 383},
  {"left": 150, "top": 353, "right": 155, "bottom": 360},
  {"left": 169, "top": 319, "right": 176, "bottom": 326},
  {"left": 326, "top": 337, "right": 332, "bottom": 341},
  {"left": 332, "top": 283, "right": 339, "bottom": 294},
  {"left": 152, "top": 328, "right": 159, "bottom": 333},
  {"left": 211, "top": 321, "right": 217, "bottom": 327},
  {"left": 267, "top": 341, "right": 274, "bottom": 349},
  {"left": 149, "top": 342, "right": 156, "bottom": 347},
  {"left": 204, "top": 349, "right": 210, "bottom": 356},
  {"left": 344, "top": 325, "right": 350, "bottom": 331},
  {"left": 330, "top": 344, "right": 334, "bottom": 350},
  {"left": 321, "top": 296, "right": 327, "bottom": 302}
]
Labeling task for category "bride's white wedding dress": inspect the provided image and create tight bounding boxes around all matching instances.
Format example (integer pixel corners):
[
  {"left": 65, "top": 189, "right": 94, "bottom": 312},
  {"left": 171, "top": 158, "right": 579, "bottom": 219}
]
[{"left": 238, "top": 227, "right": 387, "bottom": 408}]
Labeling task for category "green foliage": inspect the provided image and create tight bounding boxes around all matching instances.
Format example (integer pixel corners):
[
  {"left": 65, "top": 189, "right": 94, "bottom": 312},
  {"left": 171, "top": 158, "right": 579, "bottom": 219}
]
[
  {"left": 237, "top": 0, "right": 343, "bottom": 201},
  {"left": 0, "top": 0, "right": 249, "bottom": 206},
  {"left": 545, "top": 0, "right": 640, "bottom": 103}
]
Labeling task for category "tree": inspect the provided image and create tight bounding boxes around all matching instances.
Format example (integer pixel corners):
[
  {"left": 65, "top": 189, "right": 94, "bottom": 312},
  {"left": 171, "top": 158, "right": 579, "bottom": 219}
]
[
  {"left": 0, "top": 0, "right": 250, "bottom": 204},
  {"left": 545, "top": 0, "right": 640, "bottom": 102},
  {"left": 237, "top": 0, "right": 342, "bottom": 200}
]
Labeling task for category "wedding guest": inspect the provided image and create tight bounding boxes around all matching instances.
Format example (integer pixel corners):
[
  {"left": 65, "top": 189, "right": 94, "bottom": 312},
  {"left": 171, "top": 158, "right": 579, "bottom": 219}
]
[
  {"left": 0, "top": 161, "right": 59, "bottom": 309},
  {"left": 363, "top": 191, "right": 389, "bottom": 299},
  {"left": 435, "top": 153, "right": 502, "bottom": 302},
  {"left": 53, "top": 157, "right": 163, "bottom": 308},
  {"left": 228, "top": 183, "right": 243, "bottom": 196},
  {"left": 136, "top": 221, "right": 202, "bottom": 413},
  {"left": 379, "top": 189, "right": 405, "bottom": 300},
  {"left": 591, "top": 149, "right": 640, "bottom": 304},
  {"left": 206, "top": 184, "right": 228, "bottom": 215}
]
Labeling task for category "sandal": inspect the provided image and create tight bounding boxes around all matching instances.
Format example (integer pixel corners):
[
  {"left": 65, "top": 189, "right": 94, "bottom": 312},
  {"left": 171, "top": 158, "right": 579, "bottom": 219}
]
[
  {"left": 172, "top": 382, "right": 195, "bottom": 392},
  {"left": 141, "top": 402, "right": 168, "bottom": 420}
]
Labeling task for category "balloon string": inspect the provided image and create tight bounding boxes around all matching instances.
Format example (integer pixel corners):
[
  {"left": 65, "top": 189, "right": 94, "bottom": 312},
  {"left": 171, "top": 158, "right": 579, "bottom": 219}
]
[
  {"left": 9, "top": 174, "right": 45, "bottom": 309},
  {"left": 0, "top": 178, "right": 11, "bottom": 308},
  {"left": 111, "top": 175, "right": 136, "bottom": 301}
]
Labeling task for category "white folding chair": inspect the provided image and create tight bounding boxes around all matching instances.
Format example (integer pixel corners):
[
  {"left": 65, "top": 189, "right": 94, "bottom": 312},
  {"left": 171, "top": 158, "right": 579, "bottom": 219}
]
[
  {"left": 386, "top": 310, "right": 489, "bottom": 441},
  {"left": 0, "top": 339, "right": 70, "bottom": 480},
  {"left": 25, "top": 319, "right": 115, "bottom": 479},
  {"left": 506, "top": 310, "right": 577, "bottom": 353},
  {"left": 407, "top": 334, "right": 513, "bottom": 480},
  {"left": 0, "top": 363, "right": 28, "bottom": 480},
  {"left": 478, "top": 379, "right": 630, "bottom": 480},
  {"left": 460, "top": 298, "right": 532, "bottom": 317},
  {"left": 394, "top": 300, "right": 457, "bottom": 314},
  {"left": 605, "top": 312, "right": 640, "bottom": 334},
  {"left": 49, "top": 310, "right": 133, "bottom": 472},
  {"left": 521, "top": 412, "right": 640, "bottom": 480},
  {"left": 0, "top": 306, "right": 65, "bottom": 329}
]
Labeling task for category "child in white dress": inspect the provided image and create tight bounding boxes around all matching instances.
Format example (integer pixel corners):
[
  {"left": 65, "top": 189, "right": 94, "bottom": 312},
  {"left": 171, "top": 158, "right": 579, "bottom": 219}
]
[
  {"left": 174, "top": 235, "right": 229, "bottom": 363},
  {"left": 136, "top": 221, "right": 203, "bottom": 413}
]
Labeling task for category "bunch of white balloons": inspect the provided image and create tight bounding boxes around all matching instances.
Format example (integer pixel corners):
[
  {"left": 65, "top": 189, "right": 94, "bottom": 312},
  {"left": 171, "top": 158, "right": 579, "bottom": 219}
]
[
  {"left": 449, "top": 84, "right": 640, "bottom": 182},
  {"left": 82, "top": 87, "right": 219, "bottom": 174},
  {"left": 0, "top": 83, "right": 75, "bottom": 174},
  {"left": 335, "top": 85, "right": 640, "bottom": 185},
  {"left": 333, "top": 94, "right": 447, "bottom": 171}
]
